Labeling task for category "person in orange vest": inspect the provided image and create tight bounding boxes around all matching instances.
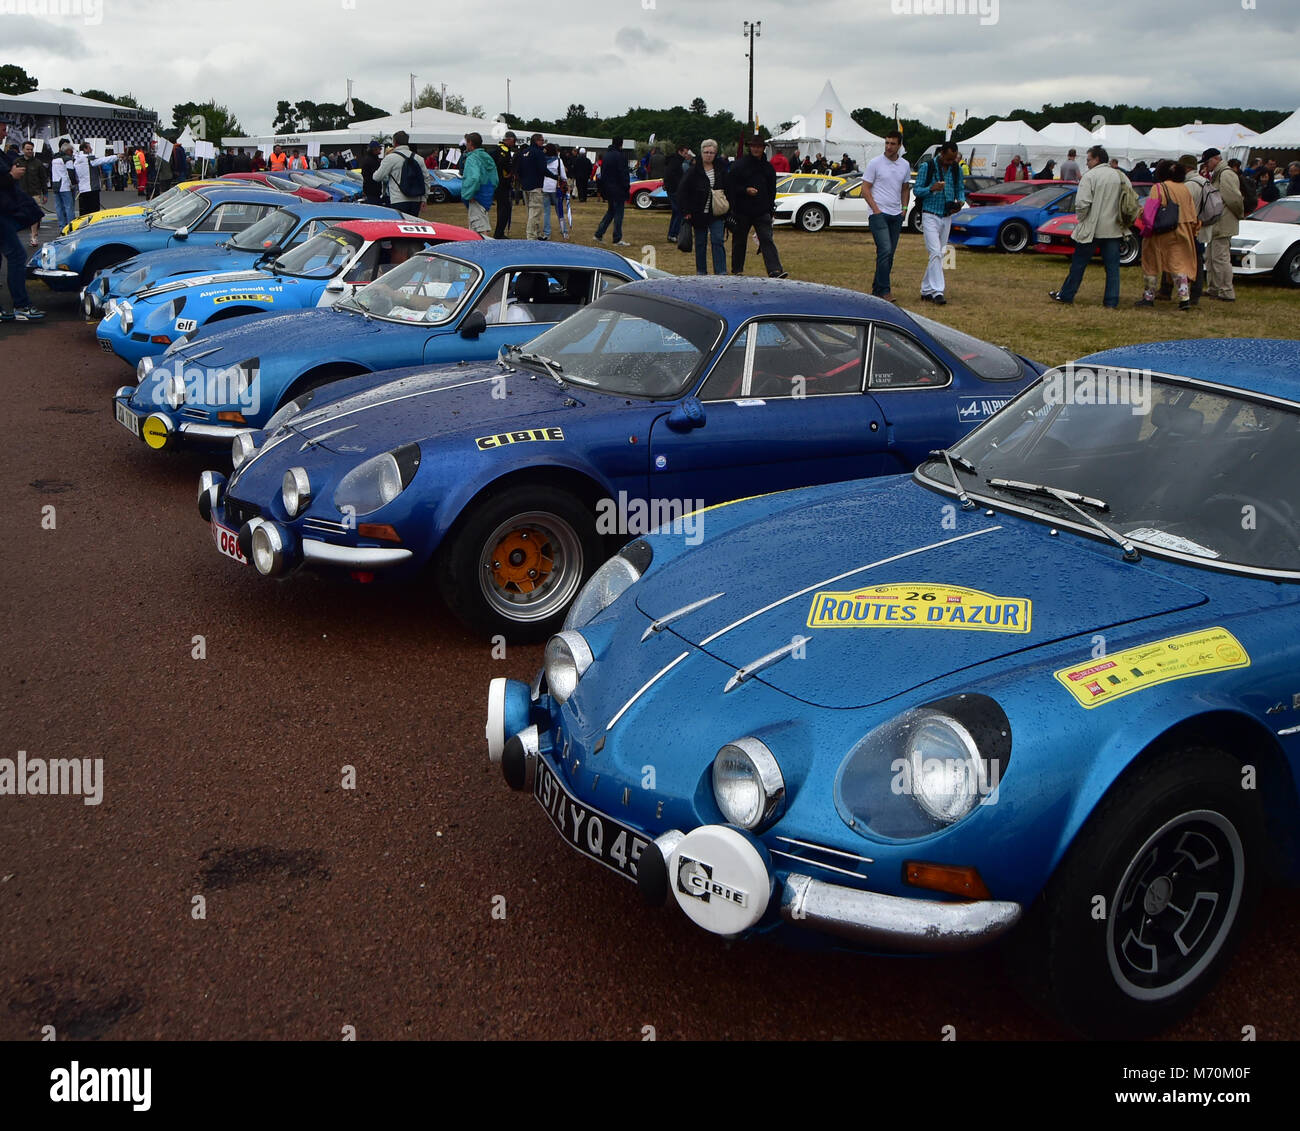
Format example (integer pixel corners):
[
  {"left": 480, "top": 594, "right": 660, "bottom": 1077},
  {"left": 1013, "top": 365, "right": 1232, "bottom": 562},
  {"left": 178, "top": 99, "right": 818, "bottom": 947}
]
[
  {"left": 268, "top": 145, "right": 288, "bottom": 172},
  {"left": 133, "top": 144, "right": 148, "bottom": 196},
  {"left": 288, "top": 149, "right": 308, "bottom": 170}
]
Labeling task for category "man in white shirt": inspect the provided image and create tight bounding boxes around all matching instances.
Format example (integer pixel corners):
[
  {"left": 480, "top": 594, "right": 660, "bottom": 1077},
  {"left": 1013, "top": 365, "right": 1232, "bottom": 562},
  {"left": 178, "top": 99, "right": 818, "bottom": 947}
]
[{"left": 861, "top": 131, "right": 911, "bottom": 302}]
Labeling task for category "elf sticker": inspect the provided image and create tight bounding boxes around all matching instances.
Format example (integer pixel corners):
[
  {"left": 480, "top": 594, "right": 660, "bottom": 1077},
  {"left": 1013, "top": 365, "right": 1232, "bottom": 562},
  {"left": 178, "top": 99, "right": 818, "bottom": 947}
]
[
  {"left": 1054, "top": 627, "right": 1250, "bottom": 709},
  {"left": 807, "top": 583, "right": 1031, "bottom": 633}
]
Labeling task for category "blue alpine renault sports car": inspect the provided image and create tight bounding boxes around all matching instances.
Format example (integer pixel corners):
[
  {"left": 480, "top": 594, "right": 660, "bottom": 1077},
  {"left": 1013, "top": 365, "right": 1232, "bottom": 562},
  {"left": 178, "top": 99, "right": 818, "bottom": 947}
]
[
  {"left": 29, "top": 185, "right": 291, "bottom": 291},
  {"left": 80, "top": 199, "right": 402, "bottom": 319},
  {"left": 96, "top": 219, "right": 480, "bottom": 368},
  {"left": 193, "top": 275, "right": 1042, "bottom": 638},
  {"left": 114, "top": 241, "right": 665, "bottom": 453},
  {"left": 948, "top": 183, "right": 1080, "bottom": 254},
  {"left": 490, "top": 337, "right": 1300, "bottom": 1038}
]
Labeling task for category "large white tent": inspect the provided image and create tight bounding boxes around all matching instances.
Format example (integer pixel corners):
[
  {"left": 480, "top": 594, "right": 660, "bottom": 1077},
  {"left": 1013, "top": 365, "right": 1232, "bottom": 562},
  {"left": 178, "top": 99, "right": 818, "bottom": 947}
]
[
  {"left": 769, "top": 81, "right": 888, "bottom": 168},
  {"left": 1252, "top": 107, "right": 1300, "bottom": 150},
  {"left": 957, "top": 120, "right": 1047, "bottom": 177},
  {"left": 1089, "top": 122, "right": 1148, "bottom": 168}
]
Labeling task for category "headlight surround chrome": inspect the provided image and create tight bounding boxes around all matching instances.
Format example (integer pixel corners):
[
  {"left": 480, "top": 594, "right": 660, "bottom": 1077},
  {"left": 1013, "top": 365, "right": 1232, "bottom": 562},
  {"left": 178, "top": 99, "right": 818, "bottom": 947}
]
[
  {"left": 563, "top": 539, "right": 654, "bottom": 630},
  {"left": 331, "top": 443, "right": 420, "bottom": 517},
  {"left": 543, "top": 631, "right": 594, "bottom": 705},
  {"left": 136, "top": 356, "right": 155, "bottom": 384},
  {"left": 282, "top": 467, "right": 311, "bottom": 517},
  {"left": 163, "top": 373, "right": 185, "bottom": 410},
  {"left": 118, "top": 300, "right": 133, "bottom": 332},
  {"left": 39, "top": 244, "right": 56, "bottom": 269},
  {"left": 231, "top": 431, "right": 257, "bottom": 469},
  {"left": 835, "top": 695, "right": 1011, "bottom": 840},
  {"left": 712, "top": 737, "right": 785, "bottom": 831}
]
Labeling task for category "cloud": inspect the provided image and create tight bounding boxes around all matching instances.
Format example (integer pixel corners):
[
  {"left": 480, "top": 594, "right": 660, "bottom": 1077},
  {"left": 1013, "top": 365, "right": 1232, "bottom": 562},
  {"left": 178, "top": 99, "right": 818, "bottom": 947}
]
[
  {"left": 614, "top": 25, "right": 668, "bottom": 54},
  {"left": 0, "top": 12, "right": 82, "bottom": 54}
]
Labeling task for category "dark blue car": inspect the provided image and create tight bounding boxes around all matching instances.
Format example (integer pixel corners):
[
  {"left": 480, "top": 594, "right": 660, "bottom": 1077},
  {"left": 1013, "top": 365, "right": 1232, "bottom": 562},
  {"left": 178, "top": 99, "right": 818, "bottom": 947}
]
[
  {"left": 195, "top": 275, "right": 1043, "bottom": 638},
  {"left": 490, "top": 337, "right": 1300, "bottom": 1038},
  {"left": 949, "top": 184, "right": 1079, "bottom": 253}
]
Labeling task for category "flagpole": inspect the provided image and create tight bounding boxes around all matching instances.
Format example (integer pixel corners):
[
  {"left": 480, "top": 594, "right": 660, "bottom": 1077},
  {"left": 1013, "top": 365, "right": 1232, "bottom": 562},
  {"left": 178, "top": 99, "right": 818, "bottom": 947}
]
[{"left": 410, "top": 74, "right": 416, "bottom": 127}]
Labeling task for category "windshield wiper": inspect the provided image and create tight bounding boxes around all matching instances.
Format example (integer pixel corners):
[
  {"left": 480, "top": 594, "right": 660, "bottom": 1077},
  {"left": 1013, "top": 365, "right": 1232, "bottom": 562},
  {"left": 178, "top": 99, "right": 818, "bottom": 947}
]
[
  {"left": 515, "top": 351, "right": 566, "bottom": 386},
  {"left": 987, "top": 477, "right": 1140, "bottom": 561},
  {"left": 930, "top": 448, "right": 977, "bottom": 509}
]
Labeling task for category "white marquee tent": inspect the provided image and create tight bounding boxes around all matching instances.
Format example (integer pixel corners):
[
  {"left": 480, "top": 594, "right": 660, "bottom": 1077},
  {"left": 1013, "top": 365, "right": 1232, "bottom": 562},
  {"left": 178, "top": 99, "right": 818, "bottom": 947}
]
[
  {"left": 769, "top": 81, "right": 888, "bottom": 168},
  {"left": 1252, "top": 107, "right": 1300, "bottom": 149},
  {"left": 956, "top": 119, "right": 1047, "bottom": 176}
]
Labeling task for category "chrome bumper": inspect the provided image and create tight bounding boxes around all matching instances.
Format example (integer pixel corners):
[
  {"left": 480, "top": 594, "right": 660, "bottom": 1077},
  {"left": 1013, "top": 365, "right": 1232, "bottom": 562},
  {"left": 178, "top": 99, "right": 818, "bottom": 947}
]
[
  {"left": 301, "top": 540, "right": 412, "bottom": 568},
  {"left": 32, "top": 267, "right": 80, "bottom": 278},
  {"left": 780, "top": 873, "right": 1022, "bottom": 952},
  {"left": 177, "top": 420, "right": 254, "bottom": 441}
]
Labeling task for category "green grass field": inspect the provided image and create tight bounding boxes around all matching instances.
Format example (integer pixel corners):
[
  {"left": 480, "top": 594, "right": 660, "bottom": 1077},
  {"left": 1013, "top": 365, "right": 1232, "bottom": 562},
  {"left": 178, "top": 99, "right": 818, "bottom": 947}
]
[{"left": 423, "top": 196, "right": 1297, "bottom": 368}]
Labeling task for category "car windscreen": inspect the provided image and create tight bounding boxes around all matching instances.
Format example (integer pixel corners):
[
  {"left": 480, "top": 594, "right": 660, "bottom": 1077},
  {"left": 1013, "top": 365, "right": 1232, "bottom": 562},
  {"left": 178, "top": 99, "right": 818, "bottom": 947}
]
[
  {"left": 272, "top": 228, "right": 363, "bottom": 277},
  {"left": 227, "top": 208, "right": 297, "bottom": 250},
  {"left": 518, "top": 292, "right": 723, "bottom": 399},
  {"left": 1007, "top": 186, "right": 1069, "bottom": 209},
  {"left": 906, "top": 311, "right": 1024, "bottom": 382},
  {"left": 921, "top": 370, "right": 1300, "bottom": 574},
  {"left": 348, "top": 253, "right": 479, "bottom": 323},
  {"left": 154, "top": 192, "right": 208, "bottom": 230},
  {"left": 1250, "top": 199, "right": 1300, "bottom": 224},
  {"left": 266, "top": 175, "right": 300, "bottom": 192}
]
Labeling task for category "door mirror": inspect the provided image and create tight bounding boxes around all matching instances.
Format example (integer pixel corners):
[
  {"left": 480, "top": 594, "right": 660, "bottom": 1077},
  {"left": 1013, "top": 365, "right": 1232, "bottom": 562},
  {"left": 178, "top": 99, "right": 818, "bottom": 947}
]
[
  {"left": 174, "top": 226, "right": 190, "bottom": 240},
  {"left": 666, "top": 396, "right": 706, "bottom": 432},
  {"left": 460, "top": 310, "right": 488, "bottom": 339},
  {"left": 325, "top": 278, "right": 346, "bottom": 293}
]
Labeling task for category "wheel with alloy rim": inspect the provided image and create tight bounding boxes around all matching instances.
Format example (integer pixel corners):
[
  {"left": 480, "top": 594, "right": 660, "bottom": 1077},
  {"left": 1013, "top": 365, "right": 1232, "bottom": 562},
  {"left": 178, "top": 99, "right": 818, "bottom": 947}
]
[
  {"left": 1119, "top": 230, "right": 1141, "bottom": 266},
  {"left": 430, "top": 186, "right": 449, "bottom": 204},
  {"left": 1003, "top": 745, "right": 1262, "bottom": 1038},
  {"left": 1274, "top": 244, "right": 1300, "bottom": 287},
  {"left": 996, "top": 220, "right": 1031, "bottom": 253},
  {"left": 797, "top": 204, "right": 828, "bottom": 233},
  {"left": 634, "top": 190, "right": 653, "bottom": 210},
  {"left": 906, "top": 205, "right": 923, "bottom": 234},
  {"left": 437, "top": 485, "right": 601, "bottom": 640}
]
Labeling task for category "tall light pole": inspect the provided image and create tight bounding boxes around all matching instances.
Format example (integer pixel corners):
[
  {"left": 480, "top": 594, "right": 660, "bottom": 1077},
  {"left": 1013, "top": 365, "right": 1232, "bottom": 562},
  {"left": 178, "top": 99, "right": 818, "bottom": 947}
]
[{"left": 743, "top": 20, "right": 761, "bottom": 136}]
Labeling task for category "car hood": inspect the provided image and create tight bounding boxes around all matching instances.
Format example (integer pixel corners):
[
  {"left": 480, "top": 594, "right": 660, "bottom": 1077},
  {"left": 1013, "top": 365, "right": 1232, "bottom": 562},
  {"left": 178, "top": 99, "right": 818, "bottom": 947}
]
[
  {"left": 122, "top": 244, "right": 250, "bottom": 283},
  {"left": 633, "top": 480, "right": 1210, "bottom": 709},
  {"left": 139, "top": 266, "right": 302, "bottom": 301},
  {"left": 956, "top": 202, "right": 1032, "bottom": 222},
  {"left": 1236, "top": 219, "right": 1298, "bottom": 242},
  {"left": 267, "top": 361, "right": 597, "bottom": 456},
  {"left": 171, "top": 307, "right": 386, "bottom": 363}
]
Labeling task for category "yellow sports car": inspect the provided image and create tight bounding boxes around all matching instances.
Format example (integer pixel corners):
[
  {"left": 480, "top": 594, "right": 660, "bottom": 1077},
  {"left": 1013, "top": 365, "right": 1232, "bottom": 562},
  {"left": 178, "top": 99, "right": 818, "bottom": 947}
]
[
  {"left": 775, "top": 172, "right": 854, "bottom": 201},
  {"left": 60, "top": 179, "right": 226, "bottom": 235}
]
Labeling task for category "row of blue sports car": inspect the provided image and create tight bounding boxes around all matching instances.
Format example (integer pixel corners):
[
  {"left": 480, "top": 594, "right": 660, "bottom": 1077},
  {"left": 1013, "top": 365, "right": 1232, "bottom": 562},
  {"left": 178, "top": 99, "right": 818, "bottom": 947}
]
[{"left": 47, "top": 181, "right": 1300, "bottom": 1039}]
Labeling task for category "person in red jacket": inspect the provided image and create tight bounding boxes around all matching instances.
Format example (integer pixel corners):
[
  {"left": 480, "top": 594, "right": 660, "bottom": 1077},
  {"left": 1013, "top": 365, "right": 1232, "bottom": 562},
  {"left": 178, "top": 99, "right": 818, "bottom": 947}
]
[
  {"left": 1004, "top": 154, "right": 1029, "bottom": 181},
  {"left": 770, "top": 150, "right": 790, "bottom": 174}
]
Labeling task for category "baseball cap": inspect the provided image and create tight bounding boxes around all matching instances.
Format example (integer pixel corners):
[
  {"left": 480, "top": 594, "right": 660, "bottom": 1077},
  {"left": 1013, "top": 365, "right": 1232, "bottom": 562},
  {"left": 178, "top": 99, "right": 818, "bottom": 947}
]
[{"left": 1200, "top": 147, "right": 1221, "bottom": 162}]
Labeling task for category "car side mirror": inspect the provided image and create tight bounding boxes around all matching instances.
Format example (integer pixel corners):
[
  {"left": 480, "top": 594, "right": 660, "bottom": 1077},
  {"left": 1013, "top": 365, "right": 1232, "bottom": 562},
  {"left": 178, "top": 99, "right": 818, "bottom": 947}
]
[
  {"left": 460, "top": 310, "right": 488, "bottom": 339},
  {"left": 174, "top": 226, "right": 190, "bottom": 240},
  {"left": 325, "top": 278, "right": 346, "bottom": 292},
  {"left": 666, "top": 396, "right": 706, "bottom": 432}
]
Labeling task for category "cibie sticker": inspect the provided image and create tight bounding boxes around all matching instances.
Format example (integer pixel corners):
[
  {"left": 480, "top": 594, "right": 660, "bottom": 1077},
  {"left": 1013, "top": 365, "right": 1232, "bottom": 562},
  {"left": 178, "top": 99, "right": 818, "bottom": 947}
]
[
  {"left": 807, "top": 583, "right": 1031, "bottom": 633},
  {"left": 1055, "top": 627, "right": 1250, "bottom": 709},
  {"left": 475, "top": 427, "right": 564, "bottom": 451},
  {"left": 213, "top": 293, "right": 274, "bottom": 304}
]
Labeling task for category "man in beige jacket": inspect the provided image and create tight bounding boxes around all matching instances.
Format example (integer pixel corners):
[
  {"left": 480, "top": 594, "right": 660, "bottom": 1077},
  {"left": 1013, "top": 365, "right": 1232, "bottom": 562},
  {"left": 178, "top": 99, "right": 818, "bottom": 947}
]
[
  {"left": 1048, "top": 145, "right": 1131, "bottom": 307},
  {"left": 1202, "top": 147, "right": 1243, "bottom": 301}
]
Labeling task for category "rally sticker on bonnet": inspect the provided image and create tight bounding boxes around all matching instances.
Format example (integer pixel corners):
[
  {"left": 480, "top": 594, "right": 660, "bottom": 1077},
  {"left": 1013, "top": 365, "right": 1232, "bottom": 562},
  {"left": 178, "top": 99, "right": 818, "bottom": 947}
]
[
  {"left": 807, "top": 583, "right": 1032, "bottom": 633},
  {"left": 1054, "top": 627, "right": 1249, "bottom": 709}
]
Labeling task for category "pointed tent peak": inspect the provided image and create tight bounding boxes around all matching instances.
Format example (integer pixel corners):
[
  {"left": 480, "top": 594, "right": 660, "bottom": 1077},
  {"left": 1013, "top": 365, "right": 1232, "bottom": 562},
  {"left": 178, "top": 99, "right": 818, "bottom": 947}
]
[
  {"left": 1253, "top": 107, "right": 1300, "bottom": 148},
  {"left": 959, "top": 119, "right": 1048, "bottom": 146},
  {"left": 1038, "top": 121, "right": 1099, "bottom": 148}
]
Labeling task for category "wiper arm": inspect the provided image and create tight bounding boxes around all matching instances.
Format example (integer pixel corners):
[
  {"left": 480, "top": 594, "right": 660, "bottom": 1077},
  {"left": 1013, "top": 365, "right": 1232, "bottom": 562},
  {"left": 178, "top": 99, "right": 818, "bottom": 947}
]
[
  {"left": 929, "top": 448, "right": 977, "bottom": 510},
  {"left": 988, "top": 477, "right": 1140, "bottom": 561},
  {"left": 516, "top": 351, "right": 566, "bottom": 386}
]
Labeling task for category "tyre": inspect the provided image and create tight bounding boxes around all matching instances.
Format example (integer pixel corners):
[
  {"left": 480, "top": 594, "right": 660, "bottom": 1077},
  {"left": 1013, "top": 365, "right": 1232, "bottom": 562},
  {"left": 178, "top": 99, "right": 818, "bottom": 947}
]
[
  {"left": 797, "top": 204, "right": 828, "bottom": 233},
  {"left": 430, "top": 186, "right": 449, "bottom": 204},
  {"left": 633, "top": 190, "right": 653, "bottom": 210},
  {"left": 906, "top": 205, "right": 923, "bottom": 234},
  {"left": 1273, "top": 243, "right": 1300, "bottom": 287},
  {"left": 996, "top": 220, "right": 1031, "bottom": 253},
  {"left": 82, "top": 247, "right": 135, "bottom": 284},
  {"left": 1119, "top": 231, "right": 1142, "bottom": 267},
  {"left": 1005, "top": 745, "right": 1263, "bottom": 1038},
  {"left": 436, "top": 485, "right": 601, "bottom": 641}
]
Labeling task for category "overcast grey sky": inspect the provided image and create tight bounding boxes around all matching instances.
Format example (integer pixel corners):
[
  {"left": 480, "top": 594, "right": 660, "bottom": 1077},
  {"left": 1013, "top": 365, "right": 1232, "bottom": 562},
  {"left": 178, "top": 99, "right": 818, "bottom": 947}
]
[{"left": 4, "top": 0, "right": 1297, "bottom": 132}]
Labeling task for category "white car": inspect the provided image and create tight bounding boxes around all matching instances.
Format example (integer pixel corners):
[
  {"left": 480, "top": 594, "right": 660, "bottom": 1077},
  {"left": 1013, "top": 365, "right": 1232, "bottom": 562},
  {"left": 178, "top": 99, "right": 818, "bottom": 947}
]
[
  {"left": 1231, "top": 196, "right": 1300, "bottom": 287},
  {"left": 772, "top": 178, "right": 870, "bottom": 233}
]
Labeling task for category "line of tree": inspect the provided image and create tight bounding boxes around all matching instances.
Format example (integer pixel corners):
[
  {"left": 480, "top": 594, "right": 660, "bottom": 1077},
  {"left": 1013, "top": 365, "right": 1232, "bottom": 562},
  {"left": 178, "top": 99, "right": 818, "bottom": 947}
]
[
  {"left": 501, "top": 98, "right": 753, "bottom": 155},
  {"left": 272, "top": 98, "right": 389, "bottom": 134},
  {"left": 401, "top": 82, "right": 482, "bottom": 119}
]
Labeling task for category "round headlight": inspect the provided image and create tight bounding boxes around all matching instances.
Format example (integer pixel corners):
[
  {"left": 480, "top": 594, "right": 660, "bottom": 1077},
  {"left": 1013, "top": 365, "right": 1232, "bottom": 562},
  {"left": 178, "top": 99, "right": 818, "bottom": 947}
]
[
  {"left": 39, "top": 244, "right": 55, "bottom": 269},
  {"left": 903, "top": 714, "right": 987, "bottom": 824},
  {"left": 250, "top": 522, "right": 286, "bottom": 576},
  {"left": 105, "top": 298, "right": 120, "bottom": 318},
  {"left": 282, "top": 467, "right": 311, "bottom": 517},
  {"left": 543, "top": 630, "right": 594, "bottom": 705},
  {"left": 136, "top": 356, "right": 155, "bottom": 384},
  {"left": 231, "top": 431, "right": 256, "bottom": 470},
  {"left": 163, "top": 374, "right": 185, "bottom": 410},
  {"left": 119, "top": 301, "right": 133, "bottom": 332},
  {"left": 713, "top": 738, "right": 785, "bottom": 831}
]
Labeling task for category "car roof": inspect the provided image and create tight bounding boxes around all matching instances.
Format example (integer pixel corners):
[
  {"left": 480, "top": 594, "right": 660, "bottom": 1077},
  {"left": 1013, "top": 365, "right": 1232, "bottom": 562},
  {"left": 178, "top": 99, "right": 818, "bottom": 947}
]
[
  {"left": 419, "top": 239, "right": 643, "bottom": 270},
  {"left": 191, "top": 185, "right": 291, "bottom": 205},
  {"left": 281, "top": 201, "right": 396, "bottom": 220},
  {"left": 332, "top": 219, "right": 480, "bottom": 241},
  {"left": 1077, "top": 339, "right": 1300, "bottom": 404},
  {"left": 608, "top": 274, "right": 907, "bottom": 323}
]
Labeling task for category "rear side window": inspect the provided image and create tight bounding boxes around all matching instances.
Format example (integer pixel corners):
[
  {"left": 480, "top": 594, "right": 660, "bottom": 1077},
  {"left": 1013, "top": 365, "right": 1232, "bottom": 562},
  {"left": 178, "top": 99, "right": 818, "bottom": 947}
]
[
  {"left": 905, "top": 312, "right": 1023, "bottom": 382},
  {"left": 869, "top": 325, "right": 948, "bottom": 389}
]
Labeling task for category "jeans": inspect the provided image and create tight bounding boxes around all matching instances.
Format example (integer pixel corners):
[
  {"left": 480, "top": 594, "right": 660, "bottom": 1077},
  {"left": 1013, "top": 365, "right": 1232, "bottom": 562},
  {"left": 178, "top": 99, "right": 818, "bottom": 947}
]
[
  {"left": 0, "top": 215, "right": 32, "bottom": 308},
  {"left": 1058, "top": 236, "right": 1121, "bottom": 306},
  {"left": 667, "top": 198, "right": 683, "bottom": 240},
  {"left": 694, "top": 218, "right": 727, "bottom": 275},
  {"left": 595, "top": 198, "right": 625, "bottom": 242},
  {"left": 731, "top": 212, "right": 784, "bottom": 275},
  {"left": 392, "top": 199, "right": 422, "bottom": 217},
  {"left": 53, "top": 190, "right": 75, "bottom": 229},
  {"left": 920, "top": 211, "right": 953, "bottom": 296},
  {"left": 542, "top": 191, "right": 555, "bottom": 237},
  {"left": 868, "top": 211, "right": 903, "bottom": 295}
]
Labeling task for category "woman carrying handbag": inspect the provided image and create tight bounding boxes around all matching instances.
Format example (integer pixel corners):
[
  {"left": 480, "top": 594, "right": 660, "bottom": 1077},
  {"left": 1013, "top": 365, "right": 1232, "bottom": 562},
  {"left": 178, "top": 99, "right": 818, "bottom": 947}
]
[
  {"left": 1135, "top": 160, "right": 1199, "bottom": 310},
  {"left": 675, "top": 138, "right": 730, "bottom": 275}
]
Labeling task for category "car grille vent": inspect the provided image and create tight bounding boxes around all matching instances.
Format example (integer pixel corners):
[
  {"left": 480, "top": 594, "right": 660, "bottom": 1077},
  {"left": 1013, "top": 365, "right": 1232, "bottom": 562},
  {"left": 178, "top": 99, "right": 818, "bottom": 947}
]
[{"left": 769, "top": 836, "right": 873, "bottom": 883}]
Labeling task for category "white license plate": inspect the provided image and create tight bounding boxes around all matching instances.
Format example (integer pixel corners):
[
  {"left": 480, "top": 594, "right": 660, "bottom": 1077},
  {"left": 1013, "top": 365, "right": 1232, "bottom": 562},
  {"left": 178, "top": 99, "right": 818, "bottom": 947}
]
[
  {"left": 114, "top": 400, "right": 140, "bottom": 436},
  {"left": 534, "top": 757, "right": 650, "bottom": 882},
  {"left": 212, "top": 520, "right": 247, "bottom": 565}
]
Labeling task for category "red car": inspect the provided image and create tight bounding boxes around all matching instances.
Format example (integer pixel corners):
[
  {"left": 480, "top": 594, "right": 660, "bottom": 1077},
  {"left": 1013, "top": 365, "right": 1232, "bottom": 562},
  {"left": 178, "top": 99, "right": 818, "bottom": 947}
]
[
  {"left": 967, "top": 179, "right": 1071, "bottom": 206},
  {"left": 220, "top": 171, "right": 331, "bottom": 203},
  {"left": 629, "top": 178, "right": 667, "bottom": 209},
  {"left": 1033, "top": 183, "right": 1153, "bottom": 267}
]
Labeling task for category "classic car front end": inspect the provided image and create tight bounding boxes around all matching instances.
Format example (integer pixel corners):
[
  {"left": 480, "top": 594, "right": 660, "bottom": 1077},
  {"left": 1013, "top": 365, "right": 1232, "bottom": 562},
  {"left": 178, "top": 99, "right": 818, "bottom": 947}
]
[
  {"left": 492, "top": 338, "right": 1300, "bottom": 1038},
  {"left": 1229, "top": 197, "right": 1300, "bottom": 285}
]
